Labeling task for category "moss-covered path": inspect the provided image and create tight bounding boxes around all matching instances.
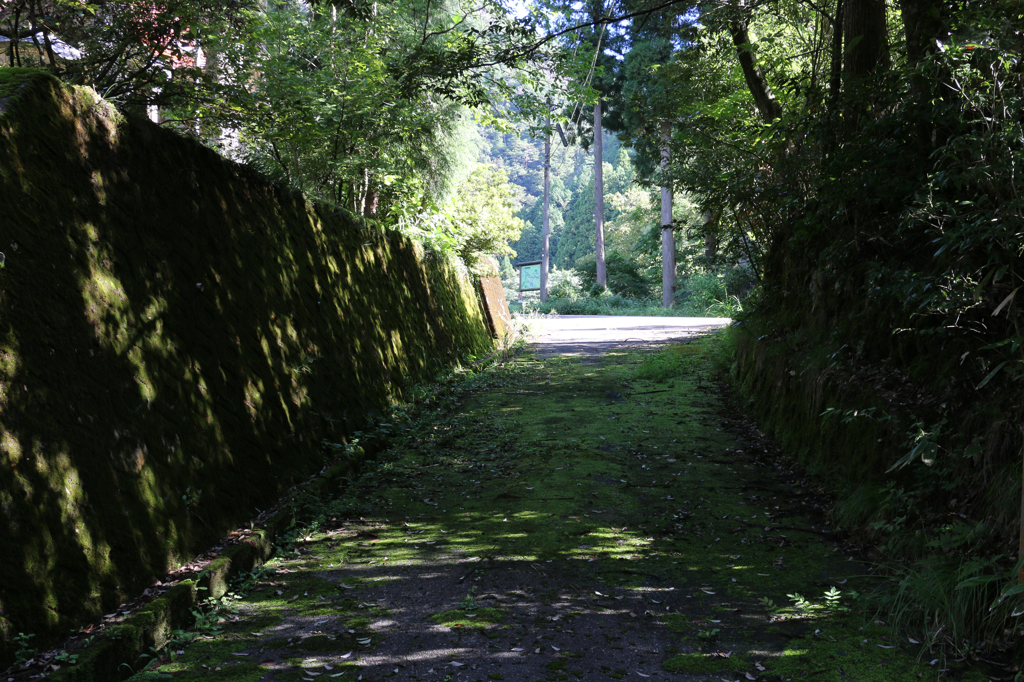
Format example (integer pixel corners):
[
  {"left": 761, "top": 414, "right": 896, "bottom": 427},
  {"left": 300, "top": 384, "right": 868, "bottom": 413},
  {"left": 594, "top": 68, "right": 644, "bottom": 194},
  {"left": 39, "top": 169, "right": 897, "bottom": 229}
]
[{"left": 128, "top": 335, "right": 973, "bottom": 682}]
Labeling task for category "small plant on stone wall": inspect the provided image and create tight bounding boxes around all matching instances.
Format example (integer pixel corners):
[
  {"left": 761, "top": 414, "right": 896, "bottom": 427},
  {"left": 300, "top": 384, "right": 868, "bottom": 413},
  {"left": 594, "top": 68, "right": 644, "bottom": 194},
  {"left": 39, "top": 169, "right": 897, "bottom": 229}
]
[
  {"left": 291, "top": 353, "right": 321, "bottom": 375},
  {"left": 181, "top": 487, "right": 200, "bottom": 507}
]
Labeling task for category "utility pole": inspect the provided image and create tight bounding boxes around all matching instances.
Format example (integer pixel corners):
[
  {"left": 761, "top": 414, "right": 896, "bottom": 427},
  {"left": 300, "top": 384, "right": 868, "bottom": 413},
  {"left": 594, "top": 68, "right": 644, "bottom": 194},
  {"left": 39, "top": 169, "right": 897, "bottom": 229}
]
[
  {"left": 661, "top": 121, "right": 675, "bottom": 308},
  {"left": 541, "top": 118, "right": 551, "bottom": 303},
  {"left": 594, "top": 98, "right": 607, "bottom": 288}
]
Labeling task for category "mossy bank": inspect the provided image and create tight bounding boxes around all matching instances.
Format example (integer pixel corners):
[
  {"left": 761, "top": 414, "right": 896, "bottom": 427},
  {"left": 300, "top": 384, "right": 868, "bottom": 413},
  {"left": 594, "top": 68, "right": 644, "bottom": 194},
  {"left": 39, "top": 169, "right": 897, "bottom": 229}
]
[{"left": 0, "top": 68, "right": 493, "bottom": 662}]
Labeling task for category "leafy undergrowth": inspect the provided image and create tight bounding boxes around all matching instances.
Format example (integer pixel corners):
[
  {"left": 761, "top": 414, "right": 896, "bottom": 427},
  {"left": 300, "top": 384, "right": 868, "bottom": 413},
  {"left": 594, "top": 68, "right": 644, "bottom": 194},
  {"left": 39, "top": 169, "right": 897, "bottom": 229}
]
[{"left": 122, "top": 335, "right": 986, "bottom": 682}]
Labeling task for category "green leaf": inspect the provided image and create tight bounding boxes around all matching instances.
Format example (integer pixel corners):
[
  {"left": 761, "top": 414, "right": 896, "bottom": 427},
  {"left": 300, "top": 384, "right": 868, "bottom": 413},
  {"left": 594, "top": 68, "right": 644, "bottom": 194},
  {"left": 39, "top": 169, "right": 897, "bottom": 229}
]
[{"left": 977, "top": 361, "right": 1008, "bottom": 389}]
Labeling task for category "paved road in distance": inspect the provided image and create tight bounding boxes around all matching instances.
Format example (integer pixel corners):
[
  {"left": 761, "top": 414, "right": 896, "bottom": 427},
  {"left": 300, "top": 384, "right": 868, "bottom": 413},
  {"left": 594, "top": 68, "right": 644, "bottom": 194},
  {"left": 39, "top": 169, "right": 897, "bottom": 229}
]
[{"left": 524, "top": 314, "right": 732, "bottom": 357}]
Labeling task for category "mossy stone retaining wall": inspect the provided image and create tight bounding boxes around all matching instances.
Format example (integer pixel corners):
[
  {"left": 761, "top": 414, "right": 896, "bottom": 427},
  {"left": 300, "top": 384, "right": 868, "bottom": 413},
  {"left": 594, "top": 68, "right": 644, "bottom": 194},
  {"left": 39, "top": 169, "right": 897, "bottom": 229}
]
[{"left": 0, "top": 68, "right": 492, "bottom": 662}]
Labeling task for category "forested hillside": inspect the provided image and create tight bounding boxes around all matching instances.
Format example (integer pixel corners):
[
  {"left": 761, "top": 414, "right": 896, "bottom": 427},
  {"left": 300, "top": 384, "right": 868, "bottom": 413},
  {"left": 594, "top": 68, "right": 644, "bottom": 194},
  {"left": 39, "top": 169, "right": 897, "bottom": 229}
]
[{"left": 473, "top": 127, "right": 627, "bottom": 267}]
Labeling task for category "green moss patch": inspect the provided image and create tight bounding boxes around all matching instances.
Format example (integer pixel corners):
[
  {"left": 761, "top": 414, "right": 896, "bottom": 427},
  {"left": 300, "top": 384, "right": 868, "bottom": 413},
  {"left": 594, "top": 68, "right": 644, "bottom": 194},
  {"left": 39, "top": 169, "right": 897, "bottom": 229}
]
[
  {"left": 758, "top": 623, "right": 986, "bottom": 682},
  {"left": 430, "top": 607, "right": 504, "bottom": 628},
  {"left": 662, "top": 652, "right": 743, "bottom": 674}
]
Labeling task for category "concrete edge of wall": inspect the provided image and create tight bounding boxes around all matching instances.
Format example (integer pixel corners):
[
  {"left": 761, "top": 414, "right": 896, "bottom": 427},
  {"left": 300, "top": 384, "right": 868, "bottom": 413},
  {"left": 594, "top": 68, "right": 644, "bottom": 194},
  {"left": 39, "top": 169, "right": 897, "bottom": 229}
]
[{"left": 45, "top": 451, "right": 367, "bottom": 682}]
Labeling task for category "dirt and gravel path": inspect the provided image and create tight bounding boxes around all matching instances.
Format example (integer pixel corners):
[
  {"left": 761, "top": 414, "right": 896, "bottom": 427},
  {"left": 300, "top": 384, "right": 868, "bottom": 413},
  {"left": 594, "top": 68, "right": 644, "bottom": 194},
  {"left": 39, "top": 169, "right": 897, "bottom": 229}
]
[{"left": 121, "top": 322, "right": 969, "bottom": 682}]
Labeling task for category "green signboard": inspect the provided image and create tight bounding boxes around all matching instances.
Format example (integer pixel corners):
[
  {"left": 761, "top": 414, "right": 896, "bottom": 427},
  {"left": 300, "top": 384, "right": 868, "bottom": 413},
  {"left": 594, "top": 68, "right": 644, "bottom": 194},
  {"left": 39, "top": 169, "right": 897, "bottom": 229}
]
[{"left": 518, "top": 261, "right": 542, "bottom": 291}]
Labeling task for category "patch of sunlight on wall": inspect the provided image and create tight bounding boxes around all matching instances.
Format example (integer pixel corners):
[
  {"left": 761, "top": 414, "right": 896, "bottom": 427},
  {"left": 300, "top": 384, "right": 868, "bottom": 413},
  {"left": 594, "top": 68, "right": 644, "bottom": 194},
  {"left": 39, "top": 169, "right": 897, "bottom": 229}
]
[
  {"left": 290, "top": 379, "right": 308, "bottom": 410},
  {"left": 66, "top": 88, "right": 121, "bottom": 159},
  {"left": 89, "top": 170, "right": 107, "bottom": 206},
  {"left": 284, "top": 319, "right": 299, "bottom": 346},
  {"left": 0, "top": 342, "right": 19, "bottom": 377},
  {"left": 244, "top": 379, "right": 264, "bottom": 421},
  {"left": 50, "top": 451, "right": 112, "bottom": 572},
  {"left": 326, "top": 255, "right": 340, "bottom": 277},
  {"left": 79, "top": 245, "right": 131, "bottom": 351},
  {"left": 389, "top": 329, "right": 405, "bottom": 371},
  {"left": 185, "top": 361, "right": 229, "bottom": 450},
  {"left": 0, "top": 428, "right": 19, "bottom": 464},
  {"left": 127, "top": 346, "right": 157, "bottom": 403},
  {"left": 0, "top": 345, "right": 16, "bottom": 423}
]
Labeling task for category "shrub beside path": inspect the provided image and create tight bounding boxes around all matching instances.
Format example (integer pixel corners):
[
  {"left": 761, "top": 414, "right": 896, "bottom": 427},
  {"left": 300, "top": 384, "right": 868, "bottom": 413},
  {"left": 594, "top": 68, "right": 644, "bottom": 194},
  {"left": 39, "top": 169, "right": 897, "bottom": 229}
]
[{"left": 91, "top": 325, "right": 978, "bottom": 681}]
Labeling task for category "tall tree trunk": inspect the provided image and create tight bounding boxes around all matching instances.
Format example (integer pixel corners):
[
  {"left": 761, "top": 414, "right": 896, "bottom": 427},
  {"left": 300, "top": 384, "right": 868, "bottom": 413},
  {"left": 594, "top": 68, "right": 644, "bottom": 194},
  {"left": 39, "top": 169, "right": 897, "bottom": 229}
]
[
  {"left": 12, "top": 5, "right": 22, "bottom": 67},
  {"left": 541, "top": 124, "right": 551, "bottom": 303},
  {"left": 594, "top": 98, "right": 607, "bottom": 288},
  {"left": 727, "top": 17, "right": 782, "bottom": 123},
  {"left": 898, "top": 0, "right": 946, "bottom": 67},
  {"left": 703, "top": 210, "right": 719, "bottom": 261},
  {"left": 843, "top": 0, "right": 889, "bottom": 76},
  {"left": 841, "top": 0, "right": 889, "bottom": 134},
  {"left": 828, "top": 0, "right": 844, "bottom": 110},
  {"left": 824, "top": 0, "right": 844, "bottom": 158},
  {"left": 660, "top": 121, "right": 674, "bottom": 308},
  {"left": 898, "top": 0, "right": 951, "bottom": 149}
]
